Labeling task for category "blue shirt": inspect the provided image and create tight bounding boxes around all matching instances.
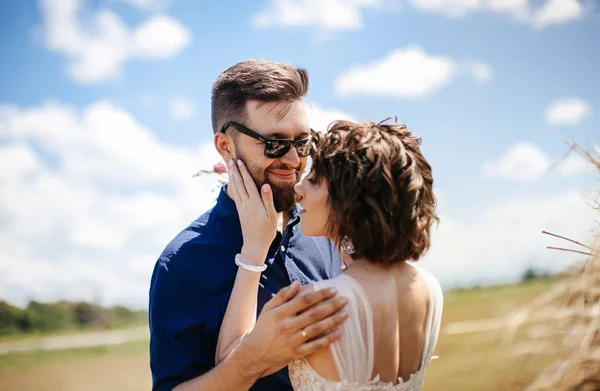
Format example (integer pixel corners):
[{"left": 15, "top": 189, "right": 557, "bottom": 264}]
[{"left": 149, "top": 187, "right": 341, "bottom": 391}]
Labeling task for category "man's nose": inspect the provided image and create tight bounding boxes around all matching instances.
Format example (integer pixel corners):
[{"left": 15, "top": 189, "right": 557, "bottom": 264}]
[{"left": 281, "top": 145, "right": 300, "bottom": 166}]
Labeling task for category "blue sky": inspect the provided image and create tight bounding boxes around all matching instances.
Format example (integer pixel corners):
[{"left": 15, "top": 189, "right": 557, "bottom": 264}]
[{"left": 0, "top": 0, "right": 598, "bottom": 308}]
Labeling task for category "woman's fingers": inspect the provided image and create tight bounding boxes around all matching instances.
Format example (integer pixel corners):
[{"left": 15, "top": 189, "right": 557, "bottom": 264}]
[
  {"left": 227, "top": 161, "right": 241, "bottom": 204},
  {"left": 237, "top": 160, "right": 260, "bottom": 202},
  {"left": 236, "top": 159, "right": 276, "bottom": 221},
  {"left": 261, "top": 184, "right": 276, "bottom": 218},
  {"left": 229, "top": 159, "right": 248, "bottom": 201}
]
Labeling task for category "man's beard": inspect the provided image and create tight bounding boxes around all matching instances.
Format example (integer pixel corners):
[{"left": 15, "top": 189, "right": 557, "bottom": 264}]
[{"left": 235, "top": 152, "right": 302, "bottom": 212}]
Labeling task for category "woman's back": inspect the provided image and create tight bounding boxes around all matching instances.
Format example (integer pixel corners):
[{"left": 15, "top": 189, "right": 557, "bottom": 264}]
[
  {"left": 289, "top": 262, "right": 443, "bottom": 390},
  {"left": 364, "top": 261, "right": 431, "bottom": 382}
]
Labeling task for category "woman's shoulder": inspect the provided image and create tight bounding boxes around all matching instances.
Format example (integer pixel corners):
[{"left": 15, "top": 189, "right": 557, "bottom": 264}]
[{"left": 406, "top": 263, "right": 443, "bottom": 303}]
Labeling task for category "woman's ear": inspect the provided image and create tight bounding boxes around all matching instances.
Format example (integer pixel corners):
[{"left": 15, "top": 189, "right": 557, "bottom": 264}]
[{"left": 215, "top": 133, "right": 234, "bottom": 162}]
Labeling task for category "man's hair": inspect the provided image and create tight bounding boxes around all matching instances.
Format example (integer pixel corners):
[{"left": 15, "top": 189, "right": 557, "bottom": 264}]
[
  {"left": 211, "top": 59, "right": 309, "bottom": 134},
  {"left": 311, "top": 120, "right": 439, "bottom": 265}
]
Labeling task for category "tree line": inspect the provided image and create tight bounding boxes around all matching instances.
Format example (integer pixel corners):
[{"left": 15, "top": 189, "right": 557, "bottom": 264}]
[{"left": 0, "top": 300, "right": 148, "bottom": 336}]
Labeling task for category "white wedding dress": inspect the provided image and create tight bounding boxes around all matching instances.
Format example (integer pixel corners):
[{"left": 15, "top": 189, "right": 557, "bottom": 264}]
[{"left": 289, "top": 264, "right": 443, "bottom": 391}]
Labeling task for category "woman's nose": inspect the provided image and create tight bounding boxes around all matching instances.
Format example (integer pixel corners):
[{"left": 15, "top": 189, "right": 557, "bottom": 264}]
[{"left": 294, "top": 180, "right": 303, "bottom": 198}]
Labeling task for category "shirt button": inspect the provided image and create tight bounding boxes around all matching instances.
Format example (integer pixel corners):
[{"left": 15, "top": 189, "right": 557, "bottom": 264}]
[{"left": 280, "top": 245, "right": 286, "bottom": 252}]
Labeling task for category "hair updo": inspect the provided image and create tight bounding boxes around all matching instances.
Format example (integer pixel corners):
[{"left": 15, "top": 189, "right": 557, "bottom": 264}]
[{"left": 310, "top": 119, "right": 439, "bottom": 265}]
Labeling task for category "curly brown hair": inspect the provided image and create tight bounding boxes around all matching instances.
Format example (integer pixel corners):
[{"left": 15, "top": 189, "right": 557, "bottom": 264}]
[{"left": 310, "top": 119, "right": 439, "bottom": 265}]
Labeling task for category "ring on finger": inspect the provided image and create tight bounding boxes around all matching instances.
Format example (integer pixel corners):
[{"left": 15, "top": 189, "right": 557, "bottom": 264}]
[{"left": 300, "top": 329, "right": 308, "bottom": 340}]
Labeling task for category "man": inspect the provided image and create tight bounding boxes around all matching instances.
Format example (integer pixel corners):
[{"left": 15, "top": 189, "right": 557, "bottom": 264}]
[{"left": 149, "top": 59, "right": 343, "bottom": 391}]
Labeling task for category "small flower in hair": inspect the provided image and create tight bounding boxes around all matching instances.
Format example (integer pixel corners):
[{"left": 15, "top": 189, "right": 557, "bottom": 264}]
[
  {"left": 194, "top": 161, "right": 228, "bottom": 177},
  {"left": 213, "top": 161, "right": 227, "bottom": 174},
  {"left": 194, "top": 161, "right": 229, "bottom": 199}
]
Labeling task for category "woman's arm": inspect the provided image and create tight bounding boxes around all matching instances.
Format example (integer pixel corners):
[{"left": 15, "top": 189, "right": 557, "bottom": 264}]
[
  {"left": 215, "top": 248, "right": 267, "bottom": 363},
  {"left": 215, "top": 159, "right": 276, "bottom": 363},
  {"left": 215, "top": 159, "right": 349, "bottom": 368}
]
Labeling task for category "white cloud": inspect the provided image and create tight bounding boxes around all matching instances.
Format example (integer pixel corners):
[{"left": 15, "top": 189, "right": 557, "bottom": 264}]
[
  {"left": 306, "top": 103, "right": 355, "bottom": 132},
  {"left": 252, "top": 0, "right": 586, "bottom": 32},
  {"left": 421, "top": 190, "right": 595, "bottom": 288},
  {"left": 335, "top": 46, "right": 492, "bottom": 99},
  {"left": 409, "top": 0, "right": 531, "bottom": 18},
  {"left": 2, "top": 101, "right": 207, "bottom": 184},
  {"left": 168, "top": 98, "right": 194, "bottom": 121},
  {"left": 113, "top": 0, "right": 172, "bottom": 11},
  {"left": 1, "top": 101, "right": 596, "bottom": 307},
  {"left": 0, "top": 143, "right": 43, "bottom": 179},
  {"left": 0, "top": 100, "right": 223, "bottom": 308},
  {"left": 462, "top": 60, "right": 494, "bottom": 84},
  {"left": 132, "top": 16, "right": 191, "bottom": 59},
  {"left": 39, "top": 0, "right": 191, "bottom": 84},
  {"left": 557, "top": 153, "right": 595, "bottom": 176},
  {"left": 251, "top": 0, "right": 385, "bottom": 31},
  {"left": 488, "top": 0, "right": 529, "bottom": 17},
  {"left": 544, "top": 97, "right": 592, "bottom": 126},
  {"left": 482, "top": 142, "right": 550, "bottom": 181},
  {"left": 409, "top": 0, "right": 487, "bottom": 18},
  {"left": 408, "top": 0, "right": 586, "bottom": 28},
  {"left": 531, "top": 0, "right": 584, "bottom": 28}
]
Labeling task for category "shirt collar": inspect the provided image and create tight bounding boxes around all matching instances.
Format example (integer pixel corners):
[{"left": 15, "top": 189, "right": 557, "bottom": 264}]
[{"left": 214, "top": 186, "right": 239, "bottom": 218}]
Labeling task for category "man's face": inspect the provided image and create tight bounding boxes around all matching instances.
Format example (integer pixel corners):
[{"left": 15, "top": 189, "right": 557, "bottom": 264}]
[{"left": 232, "top": 99, "right": 309, "bottom": 212}]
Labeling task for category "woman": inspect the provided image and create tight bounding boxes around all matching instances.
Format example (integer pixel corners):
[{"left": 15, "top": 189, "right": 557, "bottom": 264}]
[{"left": 218, "top": 119, "right": 443, "bottom": 390}]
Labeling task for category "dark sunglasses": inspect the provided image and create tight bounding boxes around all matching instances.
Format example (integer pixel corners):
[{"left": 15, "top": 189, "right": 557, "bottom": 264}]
[{"left": 220, "top": 121, "right": 313, "bottom": 159}]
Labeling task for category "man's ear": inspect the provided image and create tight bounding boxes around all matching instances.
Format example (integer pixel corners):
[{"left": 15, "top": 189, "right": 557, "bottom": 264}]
[{"left": 214, "top": 133, "right": 234, "bottom": 162}]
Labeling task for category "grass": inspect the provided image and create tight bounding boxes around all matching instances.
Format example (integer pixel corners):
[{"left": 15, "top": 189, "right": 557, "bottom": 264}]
[
  {"left": 0, "top": 278, "right": 562, "bottom": 391},
  {"left": 423, "top": 277, "right": 564, "bottom": 391},
  {"left": 441, "top": 277, "right": 560, "bottom": 324},
  {"left": 0, "top": 342, "right": 152, "bottom": 391},
  {"left": 0, "top": 339, "right": 148, "bottom": 373},
  {"left": 423, "top": 321, "right": 561, "bottom": 391}
]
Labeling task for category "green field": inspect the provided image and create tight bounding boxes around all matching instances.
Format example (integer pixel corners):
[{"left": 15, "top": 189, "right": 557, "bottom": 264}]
[
  {"left": 0, "top": 278, "right": 561, "bottom": 391},
  {"left": 424, "top": 278, "right": 562, "bottom": 391}
]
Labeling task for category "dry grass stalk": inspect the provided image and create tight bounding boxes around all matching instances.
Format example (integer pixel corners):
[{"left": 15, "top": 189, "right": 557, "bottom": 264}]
[{"left": 507, "top": 143, "right": 600, "bottom": 391}]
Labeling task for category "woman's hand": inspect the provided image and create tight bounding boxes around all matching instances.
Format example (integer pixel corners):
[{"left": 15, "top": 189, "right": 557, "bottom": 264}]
[{"left": 228, "top": 159, "right": 277, "bottom": 264}]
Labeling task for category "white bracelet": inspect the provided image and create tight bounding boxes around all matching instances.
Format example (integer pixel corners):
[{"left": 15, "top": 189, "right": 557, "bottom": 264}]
[{"left": 235, "top": 253, "right": 267, "bottom": 273}]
